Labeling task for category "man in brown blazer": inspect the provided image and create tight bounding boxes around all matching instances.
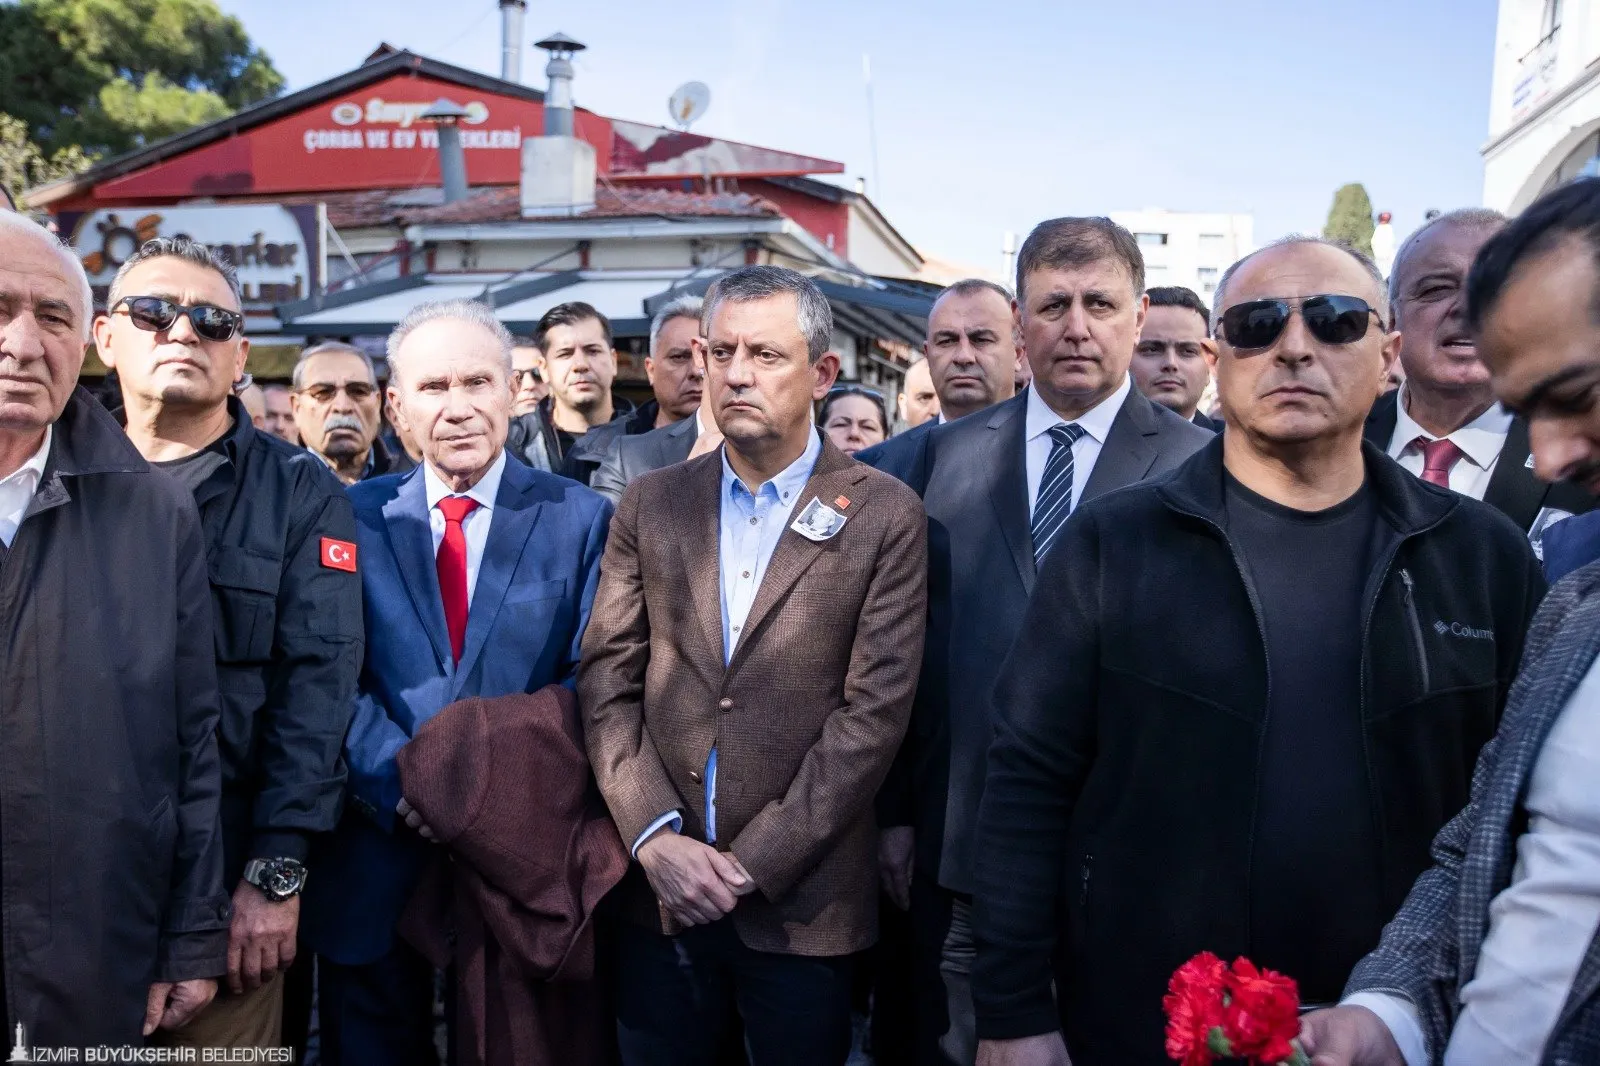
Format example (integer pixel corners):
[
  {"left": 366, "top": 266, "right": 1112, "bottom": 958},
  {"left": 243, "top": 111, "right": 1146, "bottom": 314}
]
[{"left": 582, "top": 265, "right": 928, "bottom": 1066}]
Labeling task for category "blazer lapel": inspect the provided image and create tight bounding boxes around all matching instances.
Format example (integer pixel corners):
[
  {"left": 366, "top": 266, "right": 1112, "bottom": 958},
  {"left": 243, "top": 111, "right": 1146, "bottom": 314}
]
[
  {"left": 730, "top": 443, "right": 864, "bottom": 671},
  {"left": 985, "top": 397, "right": 1036, "bottom": 592},
  {"left": 1081, "top": 388, "right": 1159, "bottom": 504},
  {"left": 381, "top": 468, "right": 451, "bottom": 668},
  {"left": 452, "top": 463, "right": 544, "bottom": 693},
  {"left": 676, "top": 453, "right": 727, "bottom": 663},
  {"left": 659, "top": 416, "right": 697, "bottom": 468},
  {"left": 1364, "top": 389, "right": 1399, "bottom": 450},
  {"left": 1483, "top": 416, "right": 1548, "bottom": 533}
]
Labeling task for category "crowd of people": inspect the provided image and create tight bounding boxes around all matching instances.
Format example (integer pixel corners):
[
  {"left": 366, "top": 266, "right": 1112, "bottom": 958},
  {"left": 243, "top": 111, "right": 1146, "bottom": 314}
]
[{"left": 2, "top": 173, "right": 1600, "bottom": 1066}]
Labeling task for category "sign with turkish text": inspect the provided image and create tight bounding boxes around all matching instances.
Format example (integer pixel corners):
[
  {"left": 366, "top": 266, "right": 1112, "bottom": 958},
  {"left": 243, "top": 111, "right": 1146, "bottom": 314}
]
[{"left": 61, "top": 203, "right": 321, "bottom": 312}]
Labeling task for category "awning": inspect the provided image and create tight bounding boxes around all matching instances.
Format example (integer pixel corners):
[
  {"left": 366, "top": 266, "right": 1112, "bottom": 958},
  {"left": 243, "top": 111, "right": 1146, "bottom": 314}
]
[{"left": 275, "top": 267, "right": 933, "bottom": 347}]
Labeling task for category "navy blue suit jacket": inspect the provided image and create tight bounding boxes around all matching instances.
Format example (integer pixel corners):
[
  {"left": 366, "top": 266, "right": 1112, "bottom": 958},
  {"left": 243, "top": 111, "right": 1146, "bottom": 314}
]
[
  {"left": 1544, "top": 509, "right": 1600, "bottom": 585},
  {"left": 301, "top": 458, "right": 611, "bottom": 964}
]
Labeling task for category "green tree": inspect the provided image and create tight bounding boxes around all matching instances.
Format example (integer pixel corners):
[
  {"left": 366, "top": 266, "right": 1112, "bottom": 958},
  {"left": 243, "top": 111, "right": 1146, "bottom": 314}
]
[
  {"left": 0, "top": 0, "right": 283, "bottom": 159},
  {"left": 1323, "top": 183, "right": 1376, "bottom": 259},
  {"left": 0, "top": 112, "right": 95, "bottom": 204}
]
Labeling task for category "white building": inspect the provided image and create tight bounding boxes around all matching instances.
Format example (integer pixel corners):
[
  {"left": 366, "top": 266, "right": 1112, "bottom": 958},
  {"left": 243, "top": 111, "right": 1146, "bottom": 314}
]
[
  {"left": 1483, "top": 0, "right": 1600, "bottom": 212},
  {"left": 1109, "top": 209, "right": 1254, "bottom": 306}
]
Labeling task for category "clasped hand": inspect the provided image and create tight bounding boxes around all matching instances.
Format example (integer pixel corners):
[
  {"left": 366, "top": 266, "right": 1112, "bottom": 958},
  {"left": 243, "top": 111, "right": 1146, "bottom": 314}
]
[{"left": 636, "top": 828, "right": 757, "bottom": 926}]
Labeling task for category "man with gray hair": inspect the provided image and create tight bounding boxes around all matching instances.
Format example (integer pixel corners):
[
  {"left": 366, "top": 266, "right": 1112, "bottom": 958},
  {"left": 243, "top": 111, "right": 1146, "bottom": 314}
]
[
  {"left": 0, "top": 215, "right": 231, "bottom": 1044},
  {"left": 302, "top": 297, "right": 612, "bottom": 1065},
  {"left": 590, "top": 294, "right": 707, "bottom": 502},
  {"left": 95, "top": 236, "right": 364, "bottom": 1050},
  {"left": 583, "top": 264, "right": 927, "bottom": 1064},
  {"left": 290, "top": 341, "right": 410, "bottom": 483},
  {"left": 972, "top": 236, "right": 1543, "bottom": 1066},
  {"left": 1362, "top": 208, "right": 1594, "bottom": 542},
  {"left": 565, "top": 294, "right": 705, "bottom": 490}
]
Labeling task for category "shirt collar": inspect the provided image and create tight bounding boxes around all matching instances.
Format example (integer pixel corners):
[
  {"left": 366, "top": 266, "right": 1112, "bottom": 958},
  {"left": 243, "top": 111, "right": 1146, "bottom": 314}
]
[
  {"left": 1390, "top": 385, "right": 1514, "bottom": 471},
  {"left": 0, "top": 425, "right": 53, "bottom": 490},
  {"left": 1025, "top": 373, "right": 1132, "bottom": 444},
  {"left": 424, "top": 449, "right": 506, "bottom": 512},
  {"left": 721, "top": 427, "right": 822, "bottom": 505}
]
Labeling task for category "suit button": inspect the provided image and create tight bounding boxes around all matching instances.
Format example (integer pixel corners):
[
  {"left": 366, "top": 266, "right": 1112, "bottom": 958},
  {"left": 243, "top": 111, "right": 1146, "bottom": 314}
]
[
  {"left": 688, "top": 770, "right": 702, "bottom": 783},
  {"left": 719, "top": 697, "right": 734, "bottom": 711}
]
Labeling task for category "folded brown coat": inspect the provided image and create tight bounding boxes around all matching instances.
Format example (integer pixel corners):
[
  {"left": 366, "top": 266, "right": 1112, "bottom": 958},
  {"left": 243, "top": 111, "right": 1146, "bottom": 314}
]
[{"left": 397, "top": 687, "right": 628, "bottom": 1066}]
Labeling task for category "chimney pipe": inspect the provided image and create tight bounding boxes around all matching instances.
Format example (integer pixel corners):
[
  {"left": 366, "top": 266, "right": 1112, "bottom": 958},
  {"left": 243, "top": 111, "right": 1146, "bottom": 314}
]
[
  {"left": 499, "top": 0, "right": 526, "bottom": 83},
  {"left": 421, "top": 98, "right": 471, "bottom": 204},
  {"left": 535, "top": 33, "right": 586, "bottom": 137}
]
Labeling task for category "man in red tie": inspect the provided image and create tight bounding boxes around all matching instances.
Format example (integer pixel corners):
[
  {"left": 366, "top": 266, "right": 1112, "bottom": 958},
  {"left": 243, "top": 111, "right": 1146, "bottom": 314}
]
[
  {"left": 300, "top": 299, "right": 613, "bottom": 1066},
  {"left": 1363, "top": 209, "right": 1595, "bottom": 549}
]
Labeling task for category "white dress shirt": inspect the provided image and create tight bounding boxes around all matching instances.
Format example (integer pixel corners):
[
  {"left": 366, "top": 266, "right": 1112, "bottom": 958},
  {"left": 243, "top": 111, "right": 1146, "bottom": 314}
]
[
  {"left": 1347, "top": 656, "right": 1600, "bottom": 1066},
  {"left": 0, "top": 426, "right": 52, "bottom": 549},
  {"left": 423, "top": 451, "right": 506, "bottom": 608},
  {"left": 1024, "top": 374, "right": 1131, "bottom": 516},
  {"left": 1386, "top": 387, "right": 1514, "bottom": 502}
]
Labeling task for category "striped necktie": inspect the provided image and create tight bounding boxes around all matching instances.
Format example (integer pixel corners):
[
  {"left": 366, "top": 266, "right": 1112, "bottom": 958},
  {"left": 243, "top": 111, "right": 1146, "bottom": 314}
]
[{"left": 1031, "top": 422, "right": 1087, "bottom": 564}]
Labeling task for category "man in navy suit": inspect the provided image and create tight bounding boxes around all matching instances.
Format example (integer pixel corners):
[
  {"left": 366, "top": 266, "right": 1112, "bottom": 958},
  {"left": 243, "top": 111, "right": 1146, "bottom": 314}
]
[
  {"left": 301, "top": 299, "right": 612, "bottom": 1066},
  {"left": 859, "top": 218, "right": 1211, "bottom": 1064}
]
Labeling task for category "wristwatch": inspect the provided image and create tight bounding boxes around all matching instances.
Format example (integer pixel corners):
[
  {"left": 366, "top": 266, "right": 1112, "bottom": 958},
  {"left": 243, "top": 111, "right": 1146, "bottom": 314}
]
[{"left": 243, "top": 857, "right": 308, "bottom": 902}]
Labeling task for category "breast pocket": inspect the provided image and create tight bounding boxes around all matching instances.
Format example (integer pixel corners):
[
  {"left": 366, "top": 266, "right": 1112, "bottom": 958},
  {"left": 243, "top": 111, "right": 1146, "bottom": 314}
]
[
  {"left": 504, "top": 577, "right": 567, "bottom": 606},
  {"left": 210, "top": 546, "right": 281, "bottom": 663}
]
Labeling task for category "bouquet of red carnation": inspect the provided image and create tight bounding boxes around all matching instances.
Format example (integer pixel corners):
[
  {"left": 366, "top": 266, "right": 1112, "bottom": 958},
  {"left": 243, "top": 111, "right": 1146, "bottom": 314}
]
[{"left": 1163, "top": 952, "right": 1309, "bottom": 1066}]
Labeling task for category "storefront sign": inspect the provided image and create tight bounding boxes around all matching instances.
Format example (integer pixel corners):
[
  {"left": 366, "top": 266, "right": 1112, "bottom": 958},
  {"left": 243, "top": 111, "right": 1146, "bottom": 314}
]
[{"left": 60, "top": 204, "right": 321, "bottom": 311}]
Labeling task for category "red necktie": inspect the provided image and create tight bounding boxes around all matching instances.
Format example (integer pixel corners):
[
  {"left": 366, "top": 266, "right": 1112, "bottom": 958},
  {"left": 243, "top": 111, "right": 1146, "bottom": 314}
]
[
  {"left": 435, "top": 495, "right": 479, "bottom": 663},
  {"left": 1413, "top": 436, "right": 1465, "bottom": 489}
]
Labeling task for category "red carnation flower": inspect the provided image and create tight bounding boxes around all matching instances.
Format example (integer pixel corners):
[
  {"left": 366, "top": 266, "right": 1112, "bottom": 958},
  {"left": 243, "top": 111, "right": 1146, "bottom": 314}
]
[
  {"left": 1163, "top": 952, "right": 1228, "bottom": 1066},
  {"left": 1222, "top": 958, "right": 1302, "bottom": 1064}
]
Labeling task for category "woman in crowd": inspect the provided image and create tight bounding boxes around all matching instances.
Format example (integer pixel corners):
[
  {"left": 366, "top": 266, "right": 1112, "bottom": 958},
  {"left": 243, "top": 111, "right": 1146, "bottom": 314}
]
[{"left": 820, "top": 384, "right": 890, "bottom": 456}]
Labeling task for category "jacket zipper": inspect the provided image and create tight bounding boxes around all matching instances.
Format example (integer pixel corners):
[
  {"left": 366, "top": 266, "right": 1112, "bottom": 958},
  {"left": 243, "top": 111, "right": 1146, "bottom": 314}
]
[
  {"left": 1079, "top": 852, "right": 1093, "bottom": 907},
  {"left": 1399, "top": 569, "right": 1431, "bottom": 691}
]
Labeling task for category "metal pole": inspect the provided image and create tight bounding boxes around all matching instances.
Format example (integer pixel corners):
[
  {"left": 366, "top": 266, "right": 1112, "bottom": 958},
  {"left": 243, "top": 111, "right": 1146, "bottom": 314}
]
[
  {"left": 499, "top": 0, "right": 526, "bottom": 82},
  {"left": 438, "top": 124, "right": 468, "bottom": 203}
]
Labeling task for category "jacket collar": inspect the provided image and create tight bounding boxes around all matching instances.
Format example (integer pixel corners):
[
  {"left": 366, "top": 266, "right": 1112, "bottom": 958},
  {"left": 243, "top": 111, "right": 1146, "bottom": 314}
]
[
  {"left": 1157, "top": 434, "right": 1460, "bottom": 536},
  {"left": 44, "top": 387, "right": 149, "bottom": 478}
]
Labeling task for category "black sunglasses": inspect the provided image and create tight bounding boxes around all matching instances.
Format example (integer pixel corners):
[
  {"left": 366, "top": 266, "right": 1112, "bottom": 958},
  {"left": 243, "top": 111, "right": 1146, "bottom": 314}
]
[
  {"left": 112, "top": 295, "right": 244, "bottom": 343},
  {"left": 1218, "top": 295, "right": 1380, "bottom": 351}
]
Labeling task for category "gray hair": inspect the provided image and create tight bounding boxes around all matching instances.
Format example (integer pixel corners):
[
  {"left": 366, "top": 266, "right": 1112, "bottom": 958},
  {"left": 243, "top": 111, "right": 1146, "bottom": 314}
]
[
  {"left": 0, "top": 212, "right": 94, "bottom": 342},
  {"left": 701, "top": 266, "right": 833, "bottom": 363},
  {"left": 1212, "top": 235, "right": 1390, "bottom": 333},
  {"left": 107, "top": 236, "right": 243, "bottom": 310},
  {"left": 386, "top": 298, "right": 514, "bottom": 382},
  {"left": 292, "top": 341, "right": 378, "bottom": 390},
  {"left": 1388, "top": 208, "right": 1508, "bottom": 317},
  {"left": 649, "top": 295, "right": 704, "bottom": 356}
]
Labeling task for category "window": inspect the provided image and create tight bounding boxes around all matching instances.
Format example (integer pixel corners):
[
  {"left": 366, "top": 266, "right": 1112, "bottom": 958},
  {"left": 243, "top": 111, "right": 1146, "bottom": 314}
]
[
  {"left": 1135, "top": 232, "right": 1168, "bottom": 247},
  {"left": 1197, "top": 267, "right": 1219, "bottom": 294},
  {"left": 1198, "top": 233, "right": 1228, "bottom": 255}
]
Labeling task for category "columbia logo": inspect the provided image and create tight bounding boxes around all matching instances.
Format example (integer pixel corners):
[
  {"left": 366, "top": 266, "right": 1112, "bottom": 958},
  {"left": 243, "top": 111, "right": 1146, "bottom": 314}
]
[{"left": 1436, "top": 620, "right": 1495, "bottom": 641}]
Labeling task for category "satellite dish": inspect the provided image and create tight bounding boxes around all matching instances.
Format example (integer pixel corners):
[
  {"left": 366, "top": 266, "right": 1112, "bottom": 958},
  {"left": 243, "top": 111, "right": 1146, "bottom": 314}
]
[{"left": 668, "top": 82, "right": 711, "bottom": 130}]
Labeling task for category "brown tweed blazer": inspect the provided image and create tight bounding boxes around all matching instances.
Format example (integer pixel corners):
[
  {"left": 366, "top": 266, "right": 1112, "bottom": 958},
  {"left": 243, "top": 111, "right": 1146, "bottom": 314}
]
[{"left": 580, "top": 436, "right": 927, "bottom": 956}]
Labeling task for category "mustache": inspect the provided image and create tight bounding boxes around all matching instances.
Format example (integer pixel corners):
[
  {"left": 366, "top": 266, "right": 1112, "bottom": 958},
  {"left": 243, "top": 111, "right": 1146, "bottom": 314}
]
[{"left": 322, "top": 414, "right": 366, "bottom": 434}]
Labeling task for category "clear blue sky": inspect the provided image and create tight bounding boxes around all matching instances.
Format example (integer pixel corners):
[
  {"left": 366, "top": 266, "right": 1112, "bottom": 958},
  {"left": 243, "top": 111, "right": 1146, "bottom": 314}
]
[{"left": 222, "top": 0, "right": 1500, "bottom": 275}]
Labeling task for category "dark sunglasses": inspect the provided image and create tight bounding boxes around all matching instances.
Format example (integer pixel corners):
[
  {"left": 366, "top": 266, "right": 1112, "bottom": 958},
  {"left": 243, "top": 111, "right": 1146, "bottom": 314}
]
[
  {"left": 826, "top": 384, "right": 885, "bottom": 403},
  {"left": 112, "top": 296, "right": 244, "bottom": 343},
  {"left": 511, "top": 367, "right": 543, "bottom": 387},
  {"left": 299, "top": 381, "right": 378, "bottom": 403},
  {"left": 1218, "top": 295, "right": 1380, "bottom": 351}
]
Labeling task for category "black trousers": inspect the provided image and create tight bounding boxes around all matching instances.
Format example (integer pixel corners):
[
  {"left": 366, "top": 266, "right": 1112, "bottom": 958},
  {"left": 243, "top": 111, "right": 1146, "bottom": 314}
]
[
  {"left": 614, "top": 918, "right": 854, "bottom": 1066},
  {"left": 317, "top": 941, "right": 438, "bottom": 1066},
  {"left": 909, "top": 879, "right": 977, "bottom": 1066}
]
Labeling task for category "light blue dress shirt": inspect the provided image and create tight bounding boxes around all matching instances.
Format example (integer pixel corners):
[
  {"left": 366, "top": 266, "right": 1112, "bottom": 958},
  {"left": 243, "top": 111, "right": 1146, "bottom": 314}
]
[{"left": 631, "top": 429, "right": 822, "bottom": 855}]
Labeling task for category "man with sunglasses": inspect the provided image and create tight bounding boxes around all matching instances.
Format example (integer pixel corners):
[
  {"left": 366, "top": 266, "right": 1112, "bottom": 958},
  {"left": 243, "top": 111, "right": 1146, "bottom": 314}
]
[
  {"left": 510, "top": 336, "right": 548, "bottom": 414},
  {"left": 96, "top": 237, "right": 364, "bottom": 1051},
  {"left": 1365, "top": 209, "right": 1594, "bottom": 549},
  {"left": 291, "top": 342, "right": 410, "bottom": 484},
  {"left": 972, "top": 237, "right": 1544, "bottom": 1066}
]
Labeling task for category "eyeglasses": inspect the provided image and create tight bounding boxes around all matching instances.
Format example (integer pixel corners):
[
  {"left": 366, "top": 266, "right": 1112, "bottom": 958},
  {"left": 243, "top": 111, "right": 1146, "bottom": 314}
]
[
  {"left": 1218, "top": 295, "right": 1381, "bottom": 351},
  {"left": 111, "top": 296, "right": 244, "bottom": 343},
  {"left": 512, "top": 368, "right": 543, "bottom": 388},
  {"left": 826, "top": 384, "right": 886, "bottom": 403},
  {"left": 298, "top": 381, "right": 378, "bottom": 404}
]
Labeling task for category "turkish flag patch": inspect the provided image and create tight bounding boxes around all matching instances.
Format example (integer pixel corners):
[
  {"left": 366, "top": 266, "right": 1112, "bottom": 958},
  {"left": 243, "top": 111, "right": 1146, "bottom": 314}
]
[{"left": 321, "top": 537, "right": 358, "bottom": 572}]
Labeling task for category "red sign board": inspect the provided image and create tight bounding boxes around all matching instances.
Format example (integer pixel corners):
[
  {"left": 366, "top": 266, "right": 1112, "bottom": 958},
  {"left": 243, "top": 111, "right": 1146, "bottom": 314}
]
[{"left": 93, "top": 73, "right": 617, "bottom": 200}]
